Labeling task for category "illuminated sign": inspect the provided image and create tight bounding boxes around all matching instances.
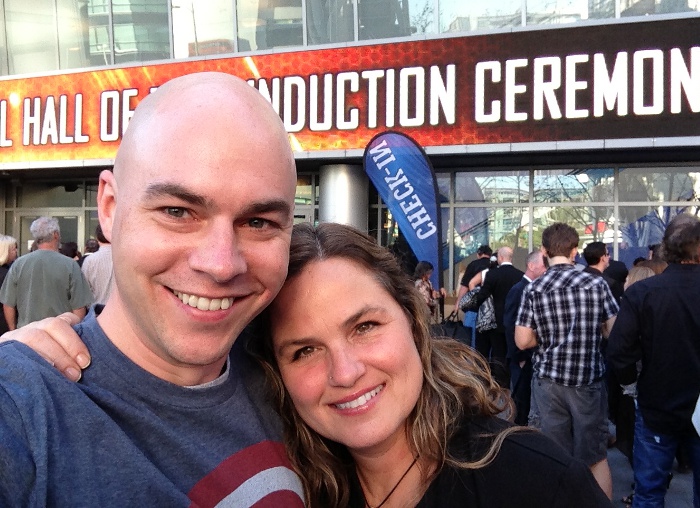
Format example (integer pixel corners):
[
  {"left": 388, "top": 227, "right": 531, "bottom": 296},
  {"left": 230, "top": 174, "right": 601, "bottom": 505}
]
[{"left": 0, "top": 16, "right": 697, "bottom": 165}]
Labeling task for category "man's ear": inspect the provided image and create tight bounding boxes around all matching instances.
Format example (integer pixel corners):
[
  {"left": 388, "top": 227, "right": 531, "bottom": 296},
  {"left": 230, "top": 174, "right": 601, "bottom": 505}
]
[{"left": 97, "top": 170, "right": 117, "bottom": 243}]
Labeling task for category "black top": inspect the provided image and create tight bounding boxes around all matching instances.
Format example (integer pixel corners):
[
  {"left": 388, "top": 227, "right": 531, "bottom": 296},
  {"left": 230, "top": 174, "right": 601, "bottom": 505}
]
[
  {"left": 476, "top": 264, "right": 525, "bottom": 332},
  {"left": 348, "top": 416, "right": 611, "bottom": 507},
  {"left": 583, "top": 266, "right": 624, "bottom": 304},
  {"left": 608, "top": 263, "right": 700, "bottom": 435},
  {"left": 460, "top": 257, "right": 491, "bottom": 288}
]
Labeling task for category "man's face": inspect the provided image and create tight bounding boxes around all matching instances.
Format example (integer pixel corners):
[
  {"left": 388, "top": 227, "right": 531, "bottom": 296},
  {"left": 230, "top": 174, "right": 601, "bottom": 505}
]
[
  {"left": 531, "top": 253, "right": 547, "bottom": 279},
  {"left": 99, "top": 77, "right": 296, "bottom": 384}
]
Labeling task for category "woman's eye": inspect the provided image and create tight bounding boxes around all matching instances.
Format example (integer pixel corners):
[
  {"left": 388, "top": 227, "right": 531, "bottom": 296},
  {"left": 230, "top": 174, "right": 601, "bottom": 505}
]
[
  {"left": 292, "top": 346, "right": 315, "bottom": 361},
  {"left": 356, "top": 322, "right": 377, "bottom": 334}
]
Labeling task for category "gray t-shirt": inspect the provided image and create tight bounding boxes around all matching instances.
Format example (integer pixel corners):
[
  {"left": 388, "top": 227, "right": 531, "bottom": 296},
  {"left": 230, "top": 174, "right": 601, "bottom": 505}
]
[{"left": 0, "top": 249, "right": 93, "bottom": 327}]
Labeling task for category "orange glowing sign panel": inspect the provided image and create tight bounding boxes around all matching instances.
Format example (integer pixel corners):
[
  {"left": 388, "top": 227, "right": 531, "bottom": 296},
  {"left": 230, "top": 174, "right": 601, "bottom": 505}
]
[{"left": 0, "top": 16, "right": 698, "bottom": 165}]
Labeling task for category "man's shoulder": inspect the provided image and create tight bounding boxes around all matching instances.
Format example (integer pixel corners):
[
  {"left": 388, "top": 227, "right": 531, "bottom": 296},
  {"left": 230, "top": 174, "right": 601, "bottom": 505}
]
[
  {"left": 27, "top": 250, "right": 79, "bottom": 270},
  {"left": 538, "top": 265, "right": 605, "bottom": 288},
  {"left": 507, "top": 277, "right": 529, "bottom": 296},
  {"left": 0, "top": 340, "right": 74, "bottom": 399}
]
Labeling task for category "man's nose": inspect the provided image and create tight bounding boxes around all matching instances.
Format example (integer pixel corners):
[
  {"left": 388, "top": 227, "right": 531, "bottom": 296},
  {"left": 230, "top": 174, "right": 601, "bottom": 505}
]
[{"left": 189, "top": 221, "right": 248, "bottom": 282}]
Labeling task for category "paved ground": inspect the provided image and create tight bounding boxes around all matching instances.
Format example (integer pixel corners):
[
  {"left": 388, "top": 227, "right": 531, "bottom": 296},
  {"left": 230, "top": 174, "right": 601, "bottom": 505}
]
[{"left": 609, "top": 446, "right": 694, "bottom": 507}]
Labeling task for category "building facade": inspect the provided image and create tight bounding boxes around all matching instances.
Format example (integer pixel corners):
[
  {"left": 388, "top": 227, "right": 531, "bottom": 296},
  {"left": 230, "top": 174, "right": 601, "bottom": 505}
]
[{"left": 0, "top": 0, "right": 698, "bottom": 291}]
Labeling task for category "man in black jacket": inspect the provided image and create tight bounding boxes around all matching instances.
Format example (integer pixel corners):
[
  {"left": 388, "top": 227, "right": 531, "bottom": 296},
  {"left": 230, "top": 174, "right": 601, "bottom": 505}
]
[
  {"left": 503, "top": 250, "right": 547, "bottom": 424},
  {"left": 608, "top": 213, "right": 700, "bottom": 508},
  {"left": 582, "top": 241, "right": 623, "bottom": 304},
  {"left": 474, "top": 246, "right": 524, "bottom": 388}
]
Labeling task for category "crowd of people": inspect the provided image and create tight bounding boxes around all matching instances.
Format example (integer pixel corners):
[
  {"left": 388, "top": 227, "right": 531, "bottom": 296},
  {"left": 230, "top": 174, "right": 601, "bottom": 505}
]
[
  {"left": 0, "top": 217, "right": 114, "bottom": 332},
  {"left": 0, "top": 70, "right": 696, "bottom": 508},
  {"left": 448, "top": 218, "right": 699, "bottom": 507}
]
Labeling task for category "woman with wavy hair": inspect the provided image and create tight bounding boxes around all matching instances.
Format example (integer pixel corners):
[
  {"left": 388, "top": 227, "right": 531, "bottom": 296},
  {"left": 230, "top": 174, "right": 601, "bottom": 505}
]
[{"left": 249, "top": 222, "right": 609, "bottom": 508}]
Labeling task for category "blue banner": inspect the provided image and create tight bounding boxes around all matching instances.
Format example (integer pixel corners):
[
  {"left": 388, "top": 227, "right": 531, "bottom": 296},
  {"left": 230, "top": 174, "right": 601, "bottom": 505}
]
[{"left": 363, "top": 131, "right": 442, "bottom": 289}]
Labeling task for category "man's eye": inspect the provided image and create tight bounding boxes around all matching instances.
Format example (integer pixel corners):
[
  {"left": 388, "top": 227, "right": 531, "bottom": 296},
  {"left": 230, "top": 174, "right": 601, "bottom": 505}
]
[
  {"left": 164, "top": 207, "right": 188, "bottom": 218},
  {"left": 248, "top": 218, "right": 269, "bottom": 229}
]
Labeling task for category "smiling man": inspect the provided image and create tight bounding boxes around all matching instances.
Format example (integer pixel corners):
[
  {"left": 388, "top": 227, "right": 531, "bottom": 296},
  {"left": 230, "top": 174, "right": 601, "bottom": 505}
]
[{"left": 0, "top": 73, "right": 305, "bottom": 507}]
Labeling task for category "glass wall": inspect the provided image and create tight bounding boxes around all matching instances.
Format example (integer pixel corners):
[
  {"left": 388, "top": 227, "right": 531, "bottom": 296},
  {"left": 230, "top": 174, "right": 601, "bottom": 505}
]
[
  {"left": 172, "top": 1, "right": 235, "bottom": 57},
  {"left": 377, "top": 164, "right": 700, "bottom": 291},
  {"left": 0, "top": 0, "right": 697, "bottom": 76}
]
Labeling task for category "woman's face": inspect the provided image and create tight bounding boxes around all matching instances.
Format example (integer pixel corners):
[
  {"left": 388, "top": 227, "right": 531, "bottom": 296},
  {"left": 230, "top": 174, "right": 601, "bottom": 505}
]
[{"left": 270, "top": 257, "right": 424, "bottom": 456}]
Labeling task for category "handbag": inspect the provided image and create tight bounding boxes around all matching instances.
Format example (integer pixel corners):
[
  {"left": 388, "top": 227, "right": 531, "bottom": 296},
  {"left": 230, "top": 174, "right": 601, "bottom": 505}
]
[
  {"left": 476, "top": 296, "right": 497, "bottom": 332},
  {"left": 431, "top": 310, "right": 471, "bottom": 345},
  {"left": 458, "top": 286, "right": 481, "bottom": 312}
]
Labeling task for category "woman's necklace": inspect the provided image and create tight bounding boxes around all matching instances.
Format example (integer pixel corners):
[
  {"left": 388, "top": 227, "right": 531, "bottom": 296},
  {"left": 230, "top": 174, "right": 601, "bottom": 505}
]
[{"left": 363, "top": 455, "right": 419, "bottom": 508}]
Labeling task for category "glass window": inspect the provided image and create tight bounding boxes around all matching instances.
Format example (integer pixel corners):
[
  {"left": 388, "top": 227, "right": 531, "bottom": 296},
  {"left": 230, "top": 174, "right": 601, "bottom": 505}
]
[
  {"left": 57, "top": 0, "right": 91, "bottom": 70},
  {"left": 359, "top": 0, "right": 414, "bottom": 40},
  {"left": 436, "top": 172, "right": 450, "bottom": 203},
  {"left": 617, "top": 204, "right": 700, "bottom": 265},
  {"left": 112, "top": 0, "right": 170, "bottom": 64},
  {"left": 238, "top": 0, "right": 303, "bottom": 51},
  {"left": 407, "top": 0, "right": 436, "bottom": 34},
  {"left": 6, "top": 0, "right": 58, "bottom": 74},
  {"left": 621, "top": 0, "right": 699, "bottom": 17},
  {"left": 0, "top": 8, "right": 9, "bottom": 75},
  {"left": 172, "top": 0, "right": 235, "bottom": 59},
  {"left": 295, "top": 175, "right": 314, "bottom": 206},
  {"left": 526, "top": 0, "right": 590, "bottom": 26},
  {"left": 86, "top": 183, "right": 99, "bottom": 207},
  {"left": 619, "top": 167, "right": 700, "bottom": 203},
  {"left": 17, "top": 182, "right": 85, "bottom": 208},
  {"left": 453, "top": 206, "right": 529, "bottom": 261},
  {"left": 587, "top": 0, "right": 616, "bottom": 19},
  {"left": 455, "top": 171, "right": 529, "bottom": 203},
  {"left": 85, "top": 210, "right": 100, "bottom": 242},
  {"left": 533, "top": 168, "right": 614, "bottom": 203},
  {"left": 439, "top": 0, "right": 522, "bottom": 33},
  {"left": 531, "top": 205, "right": 615, "bottom": 251},
  {"left": 307, "top": 0, "right": 354, "bottom": 45}
]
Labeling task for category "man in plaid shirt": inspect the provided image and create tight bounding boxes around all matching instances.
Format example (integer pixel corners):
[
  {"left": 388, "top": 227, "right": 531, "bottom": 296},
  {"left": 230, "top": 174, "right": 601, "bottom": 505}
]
[{"left": 515, "top": 222, "right": 618, "bottom": 500}]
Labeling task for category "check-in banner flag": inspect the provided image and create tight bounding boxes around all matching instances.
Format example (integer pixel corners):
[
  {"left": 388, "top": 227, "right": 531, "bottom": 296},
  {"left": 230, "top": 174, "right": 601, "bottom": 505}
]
[{"left": 363, "top": 131, "right": 442, "bottom": 289}]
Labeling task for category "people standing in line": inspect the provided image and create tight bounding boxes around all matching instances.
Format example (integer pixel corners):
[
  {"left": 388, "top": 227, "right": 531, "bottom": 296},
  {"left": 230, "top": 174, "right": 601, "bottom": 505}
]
[
  {"left": 0, "top": 217, "right": 92, "bottom": 330},
  {"left": 81, "top": 224, "right": 114, "bottom": 304},
  {"left": 608, "top": 213, "right": 700, "bottom": 508},
  {"left": 79, "top": 237, "right": 100, "bottom": 267},
  {"left": 503, "top": 249, "right": 547, "bottom": 425},
  {"left": 59, "top": 241, "right": 82, "bottom": 263},
  {"left": 0, "top": 235, "right": 18, "bottom": 334},
  {"left": 0, "top": 73, "right": 305, "bottom": 506},
  {"left": 603, "top": 249, "right": 629, "bottom": 288},
  {"left": 583, "top": 241, "right": 624, "bottom": 304},
  {"left": 515, "top": 222, "right": 619, "bottom": 499},
  {"left": 473, "top": 246, "right": 524, "bottom": 388},
  {"left": 456, "top": 244, "right": 492, "bottom": 344}
]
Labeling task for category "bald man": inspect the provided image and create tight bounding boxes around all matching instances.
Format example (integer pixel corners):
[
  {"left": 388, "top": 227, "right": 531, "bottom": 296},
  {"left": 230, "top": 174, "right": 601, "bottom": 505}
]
[
  {"left": 0, "top": 73, "right": 304, "bottom": 506},
  {"left": 473, "top": 246, "right": 524, "bottom": 388}
]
